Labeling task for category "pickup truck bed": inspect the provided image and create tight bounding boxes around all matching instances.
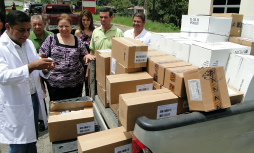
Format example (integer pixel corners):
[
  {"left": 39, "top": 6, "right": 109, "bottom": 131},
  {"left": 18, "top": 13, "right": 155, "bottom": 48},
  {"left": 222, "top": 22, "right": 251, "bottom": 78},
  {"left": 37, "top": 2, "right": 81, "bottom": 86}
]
[{"left": 51, "top": 97, "right": 254, "bottom": 153}]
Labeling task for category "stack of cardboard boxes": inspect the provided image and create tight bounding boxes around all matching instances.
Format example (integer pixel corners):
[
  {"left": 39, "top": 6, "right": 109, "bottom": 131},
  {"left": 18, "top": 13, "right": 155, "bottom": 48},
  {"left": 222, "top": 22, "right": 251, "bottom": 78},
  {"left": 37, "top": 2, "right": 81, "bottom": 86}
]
[{"left": 52, "top": 13, "right": 254, "bottom": 153}]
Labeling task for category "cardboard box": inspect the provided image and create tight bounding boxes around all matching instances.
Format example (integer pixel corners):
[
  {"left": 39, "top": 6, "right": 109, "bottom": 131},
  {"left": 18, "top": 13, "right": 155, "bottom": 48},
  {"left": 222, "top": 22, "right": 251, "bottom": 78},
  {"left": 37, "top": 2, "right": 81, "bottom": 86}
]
[
  {"left": 119, "top": 89, "right": 178, "bottom": 131},
  {"left": 227, "top": 85, "right": 243, "bottom": 105},
  {"left": 96, "top": 49, "right": 112, "bottom": 55},
  {"left": 150, "top": 33, "right": 181, "bottom": 51},
  {"left": 110, "top": 57, "right": 142, "bottom": 75},
  {"left": 48, "top": 101, "right": 94, "bottom": 142},
  {"left": 78, "top": 127, "right": 132, "bottom": 153},
  {"left": 112, "top": 37, "right": 148, "bottom": 69},
  {"left": 161, "top": 37, "right": 187, "bottom": 55},
  {"left": 106, "top": 72, "right": 153, "bottom": 104},
  {"left": 184, "top": 67, "right": 231, "bottom": 112},
  {"left": 189, "top": 42, "right": 251, "bottom": 70},
  {"left": 96, "top": 52, "right": 111, "bottom": 89},
  {"left": 153, "top": 81, "right": 163, "bottom": 90},
  {"left": 229, "top": 37, "right": 254, "bottom": 55},
  {"left": 180, "top": 32, "right": 229, "bottom": 43},
  {"left": 177, "top": 97, "right": 189, "bottom": 114},
  {"left": 225, "top": 54, "right": 254, "bottom": 102},
  {"left": 181, "top": 15, "right": 232, "bottom": 36},
  {"left": 172, "top": 40, "right": 197, "bottom": 62},
  {"left": 97, "top": 82, "right": 108, "bottom": 107},
  {"left": 164, "top": 66, "right": 198, "bottom": 97},
  {"left": 95, "top": 49, "right": 111, "bottom": 80},
  {"left": 212, "top": 13, "right": 243, "bottom": 37},
  {"left": 109, "top": 103, "right": 119, "bottom": 115},
  {"left": 147, "top": 56, "right": 192, "bottom": 85},
  {"left": 241, "top": 21, "right": 254, "bottom": 40},
  {"left": 147, "top": 50, "right": 169, "bottom": 58}
]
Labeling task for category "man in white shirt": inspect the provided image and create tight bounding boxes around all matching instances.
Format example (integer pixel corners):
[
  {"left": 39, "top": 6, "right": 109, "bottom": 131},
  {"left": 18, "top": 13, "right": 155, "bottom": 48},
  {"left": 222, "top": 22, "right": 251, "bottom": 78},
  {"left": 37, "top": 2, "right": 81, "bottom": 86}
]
[
  {"left": 124, "top": 12, "right": 151, "bottom": 45},
  {"left": 0, "top": 10, "right": 55, "bottom": 153}
]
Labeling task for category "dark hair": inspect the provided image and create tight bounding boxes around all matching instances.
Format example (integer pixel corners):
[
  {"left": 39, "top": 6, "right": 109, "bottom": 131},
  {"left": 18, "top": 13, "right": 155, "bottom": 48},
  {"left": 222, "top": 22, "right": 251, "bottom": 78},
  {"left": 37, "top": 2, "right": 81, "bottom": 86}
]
[
  {"left": 133, "top": 13, "right": 146, "bottom": 22},
  {"left": 6, "top": 10, "right": 30, "bottom": 28},
  {"left": 0, "top": 12, "right": 6, "bottom": 35},
  {"left": 99, "top": 7, "right": 113, "bottom": 17},
  {"left": 57, "top": 13, "right": 72, "bottom": 25},
  {"left": 78, "top": 10, "right": 95, "bottom": 31}
]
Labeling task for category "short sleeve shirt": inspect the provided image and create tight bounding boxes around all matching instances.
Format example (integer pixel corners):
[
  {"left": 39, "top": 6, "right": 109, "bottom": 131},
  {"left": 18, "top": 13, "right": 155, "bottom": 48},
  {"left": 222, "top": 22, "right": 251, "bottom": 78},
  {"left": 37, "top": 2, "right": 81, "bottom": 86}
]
[
  {"left": 39, "top": 34, "right": 88, "bottom": 88},
  {"left": 124, "top": 28, "right": 151, "bottom": 45},
  {"left": 28, "top": 30, "right": 53, "bottom": 53},
  {"left": 89, "top": 25, "right": 124, "bottom": 55}
]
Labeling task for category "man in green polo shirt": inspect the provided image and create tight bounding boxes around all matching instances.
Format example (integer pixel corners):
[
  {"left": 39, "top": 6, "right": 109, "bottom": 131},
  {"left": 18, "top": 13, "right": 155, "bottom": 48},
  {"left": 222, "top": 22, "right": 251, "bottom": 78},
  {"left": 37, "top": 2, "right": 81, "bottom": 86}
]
[
  {"left": 89, "top": 7, "right": 124, "bottom": 55},
  {"left": 89, "top": 7, "right": 123, "bottom": 99},
  {"left": 28, "top": 15, "right": 53, "bottom": 131},
  {"left": 29, "top": 15, "right": 53, "bottom": 53}
]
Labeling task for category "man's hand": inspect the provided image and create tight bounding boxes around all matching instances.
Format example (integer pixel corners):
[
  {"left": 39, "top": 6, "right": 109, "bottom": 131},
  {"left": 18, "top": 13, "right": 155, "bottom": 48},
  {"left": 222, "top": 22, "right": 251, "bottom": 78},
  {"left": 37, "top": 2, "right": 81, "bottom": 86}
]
[
  {"left": 28, "top": 58, "right": 55, "bottom": 73},
  {"left": 83, "top": 54, "right": 96, "bottom": 64}
]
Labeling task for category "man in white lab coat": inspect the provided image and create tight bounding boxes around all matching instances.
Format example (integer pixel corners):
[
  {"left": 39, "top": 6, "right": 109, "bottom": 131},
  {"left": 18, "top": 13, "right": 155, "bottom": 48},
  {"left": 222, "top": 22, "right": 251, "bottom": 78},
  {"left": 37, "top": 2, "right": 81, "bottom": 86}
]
[{"left": 0, "top": 10, "right": 55, "bottom": 153}]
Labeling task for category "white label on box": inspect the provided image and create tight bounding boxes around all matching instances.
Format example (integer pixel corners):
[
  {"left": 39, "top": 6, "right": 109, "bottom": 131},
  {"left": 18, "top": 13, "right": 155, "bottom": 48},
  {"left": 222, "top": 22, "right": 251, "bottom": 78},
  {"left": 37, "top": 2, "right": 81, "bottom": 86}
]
[
  {"left": 115, "top": 143, "right": 132, "bottom": 153},
  {"left": 211, "top": 60, "right": 219, "bottom": 67},
  {"left": 188, "top": 79, "right": 203, "bottom": 101},
  {"left": 107, "top": 98, "right": 109, "bottom": 103},
  {"left": 199, "top": 58, "right": 210, "bottom": 67},
  {"left": 136, "top": 83, "right": 153, "bottom": 92},
  {"left": 99, "top": 49, "right": 111, "bottom": 53},
  {"left": 157, "top": 103, "right": 178, "bottom": 119},
  {"left": 234, "top": 49, "right": 249, "bottom": 54},
  {"left": 77, "top": 121, "right": 95, "bottom": 134},
  {"left": 111, "top": 57, "right": 116, "bottom": 74},
  {"left": 135, "top": 51, "right": 147, "bottom": 63},
  {"left": 183, "top": 100, "right": 189, "bottom": 108},
  {"left": 228, "top": 87, "right": 237, "bottom": 95}
]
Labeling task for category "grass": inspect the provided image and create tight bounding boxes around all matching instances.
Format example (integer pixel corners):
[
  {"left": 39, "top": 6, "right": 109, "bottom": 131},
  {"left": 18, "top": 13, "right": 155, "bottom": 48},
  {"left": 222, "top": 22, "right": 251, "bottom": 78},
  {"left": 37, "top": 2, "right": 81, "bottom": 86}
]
[
  {"left": 6, "top": 6, "right": 23, "bottom": 10},
  {"left": 74, "top": 12, "right": 180, "bottom": 33},
  {"left": 93, "top": 14, "right": 180, "bottom": 33}
]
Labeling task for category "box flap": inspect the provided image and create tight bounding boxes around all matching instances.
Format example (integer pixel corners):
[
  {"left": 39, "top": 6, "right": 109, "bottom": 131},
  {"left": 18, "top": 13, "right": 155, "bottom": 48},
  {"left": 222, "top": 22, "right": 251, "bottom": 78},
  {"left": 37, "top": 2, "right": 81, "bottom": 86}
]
[
  {"left": 50, "top": 100, "right": 93, "bottom": 111},
  {"left": 120, "top": 89, "right": 177, "bottom": 106},
  {"left": 48, "top": 108, "right": 94, "bottom": 122},
  {"left": 106, "top": 72, "right": 152, "bottom": 83}
]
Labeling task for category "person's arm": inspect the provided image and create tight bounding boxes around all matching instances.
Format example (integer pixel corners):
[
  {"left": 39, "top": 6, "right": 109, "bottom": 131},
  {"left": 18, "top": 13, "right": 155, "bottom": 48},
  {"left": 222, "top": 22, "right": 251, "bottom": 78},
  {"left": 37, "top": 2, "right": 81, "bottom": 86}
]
[
  {"left": 39, "top": 35, "right": 52, "bottom": 58},
  {"left": 74, "top": 29, "right": 81, "bottom": 38},
  {"left": 78, "top": 37, "right": 96, "bottom": 63},
  {"left": 0, "top": 49, "right": 54, "bottom": 86},
  {"left": 89, "top": 32, "right": 95, "bottom": 55}
]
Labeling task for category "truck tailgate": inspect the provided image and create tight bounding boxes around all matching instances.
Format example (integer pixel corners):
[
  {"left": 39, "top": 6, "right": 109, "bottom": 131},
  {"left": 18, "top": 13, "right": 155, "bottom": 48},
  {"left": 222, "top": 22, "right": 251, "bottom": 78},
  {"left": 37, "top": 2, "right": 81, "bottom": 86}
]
[
  {"left": 133, "top": 101, "right": 254, "bottom": 153},
  {"left": 47, "top": 14, "right": 79, "bottom": 25}
]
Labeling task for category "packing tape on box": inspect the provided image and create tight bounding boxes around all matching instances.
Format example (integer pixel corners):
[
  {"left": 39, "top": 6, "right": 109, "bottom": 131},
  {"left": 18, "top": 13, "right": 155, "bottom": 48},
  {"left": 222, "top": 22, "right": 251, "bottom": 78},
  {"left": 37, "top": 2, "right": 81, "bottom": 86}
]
[
  {"left": 148, "top": 54, "right": 168, "bottom": 58},
  {"left": 202, "top": 68, "right": 222, "bottom": 109},
  {"left": 169, "top": 83, "right": 175, "bottom": 92},
  {"left": 120, "top": 37, "right": 141, "bottom": 46},
  {"left": 170, "top": 72, "right": 176, "bottom": 82}
]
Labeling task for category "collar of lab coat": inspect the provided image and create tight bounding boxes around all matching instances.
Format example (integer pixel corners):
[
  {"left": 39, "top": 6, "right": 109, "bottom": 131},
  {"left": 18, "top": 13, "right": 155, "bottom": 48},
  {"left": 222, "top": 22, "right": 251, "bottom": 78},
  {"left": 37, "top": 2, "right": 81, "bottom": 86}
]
[{"left": 0, "top": 31, "right": 28, "bottom": 63}]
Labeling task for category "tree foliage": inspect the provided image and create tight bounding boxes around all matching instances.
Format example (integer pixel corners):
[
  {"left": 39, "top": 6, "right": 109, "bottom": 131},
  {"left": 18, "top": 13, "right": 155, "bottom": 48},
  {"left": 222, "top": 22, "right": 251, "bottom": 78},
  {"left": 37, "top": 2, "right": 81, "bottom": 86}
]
[
  {"left": 138, "top": 0, "right": 188, "bottom": 27},
  {"left": 109, "top": 0, "right": 134, "bottom": 15},
  {"left": 96, "top": 0, "right": 111, "bottom": 6}
]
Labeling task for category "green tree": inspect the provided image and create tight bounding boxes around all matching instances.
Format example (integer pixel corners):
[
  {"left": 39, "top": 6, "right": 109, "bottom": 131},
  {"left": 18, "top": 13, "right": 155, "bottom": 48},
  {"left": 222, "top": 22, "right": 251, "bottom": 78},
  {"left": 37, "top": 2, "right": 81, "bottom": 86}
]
[
  {"left": 109, "top": 0, "right": 134, "bottom": 15},
  {"left": 97, "top": 0, "right": 111, "bottom": 6},
  {"left": 138, "top": 0, "right": 188, "bottom": 27}
]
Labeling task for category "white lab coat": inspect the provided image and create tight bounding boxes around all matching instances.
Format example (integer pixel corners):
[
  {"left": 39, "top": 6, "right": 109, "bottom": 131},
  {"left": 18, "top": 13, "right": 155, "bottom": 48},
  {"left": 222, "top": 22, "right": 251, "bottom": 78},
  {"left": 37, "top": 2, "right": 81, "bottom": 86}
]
[{"left": 0, "top": 32, "right": 49, "bottom": 144}]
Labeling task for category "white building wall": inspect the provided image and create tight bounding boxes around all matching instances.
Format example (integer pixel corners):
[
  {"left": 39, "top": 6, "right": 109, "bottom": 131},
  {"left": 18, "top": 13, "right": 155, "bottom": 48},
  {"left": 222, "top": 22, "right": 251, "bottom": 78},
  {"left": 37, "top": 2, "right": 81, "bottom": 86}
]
[
  {"left": 188, "top": 0, "right": 213, "bottom": 15},
  {"left": 239, "top": 0, "right": 254, "bottom": 17}
]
